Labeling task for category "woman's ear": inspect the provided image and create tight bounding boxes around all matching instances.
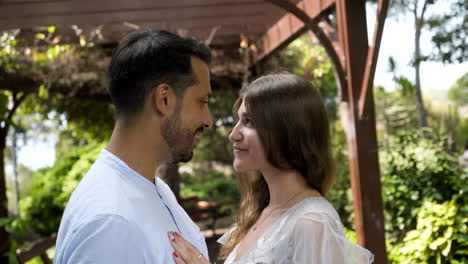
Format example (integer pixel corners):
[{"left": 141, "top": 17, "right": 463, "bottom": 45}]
[{"left": 152, "top": 84, "right": 175, "bottom": 116}]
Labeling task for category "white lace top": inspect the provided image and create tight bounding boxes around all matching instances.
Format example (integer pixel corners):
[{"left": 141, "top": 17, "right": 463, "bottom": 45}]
[{"left": 218, "top": 197, "right": 374, "bottom": 264}]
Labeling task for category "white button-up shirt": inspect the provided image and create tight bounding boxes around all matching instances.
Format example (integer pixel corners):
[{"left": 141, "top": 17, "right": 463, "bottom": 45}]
[{"left": 55, "top": 149, "right": 208, "bottom": 264}]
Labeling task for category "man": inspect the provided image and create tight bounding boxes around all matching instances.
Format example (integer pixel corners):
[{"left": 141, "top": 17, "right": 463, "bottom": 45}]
[{"left": 54, "top": 29, "right": 213, "bottom": 263}]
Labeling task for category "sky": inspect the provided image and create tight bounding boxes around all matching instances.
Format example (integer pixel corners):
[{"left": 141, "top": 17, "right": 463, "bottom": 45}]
[{"left": 13, "top": 3, "right": 468, "bottom": 172}]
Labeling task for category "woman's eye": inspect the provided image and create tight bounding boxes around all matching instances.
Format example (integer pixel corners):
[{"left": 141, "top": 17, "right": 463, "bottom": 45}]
[{"left": 243, "top": 118, "right": 253, "bottom": 127}]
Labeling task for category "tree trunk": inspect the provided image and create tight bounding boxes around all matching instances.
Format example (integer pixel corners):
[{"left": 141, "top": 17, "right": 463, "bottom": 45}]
[
  {"left": 0, "top": 128, "right": 10, "bottom": 262},
  {"left": 413, "top": 0, "right": 428, "bottom": 127},
  {"left": 0, "top": 92, "right": 28, "bottom": 261},
  {"left": 414, "top": 25, "right": 428, "bottom": 127}
]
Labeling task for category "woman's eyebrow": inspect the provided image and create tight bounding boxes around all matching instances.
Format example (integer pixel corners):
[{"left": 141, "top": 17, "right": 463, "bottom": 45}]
[{"left": 239, "top": 112, "right": 250, "bottom": 118}]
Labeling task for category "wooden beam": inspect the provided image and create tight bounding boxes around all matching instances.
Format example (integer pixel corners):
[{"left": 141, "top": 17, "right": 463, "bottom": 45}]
[
  {"left": 260, "top": 0, "right": 347, "bottom": 100},
  {"left": 0, "top": 5, "right": 279, "bottom": 30},
  {"left": 0, "top": 0, "right": 275, "bottom": 18},
  {"left": 359, "top": 0, "right": 389, "bottom": 118},
  {"left": 255, "top": 0, "right": 334, "bottom": 61}
]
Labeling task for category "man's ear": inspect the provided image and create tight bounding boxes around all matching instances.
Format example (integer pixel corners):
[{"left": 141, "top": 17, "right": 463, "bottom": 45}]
[{"left": 152, "top": 84, "right": 176, "bottom": 116}]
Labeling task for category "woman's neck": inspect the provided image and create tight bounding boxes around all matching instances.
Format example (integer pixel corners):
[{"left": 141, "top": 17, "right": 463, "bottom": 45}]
[{"left": 260, "top": 167, "right": 316, "bottom": 208}]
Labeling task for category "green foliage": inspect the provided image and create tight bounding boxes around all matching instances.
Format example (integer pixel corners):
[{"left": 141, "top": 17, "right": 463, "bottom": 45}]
[
  {"left": 457, "top": 118, "right": 468, "bottom": 147},
  {"left": 7, "top": 143, "right": 103, "bottom": 236},
  {"left": 180, "top": 168, "right": 240, "bottom": 215},
  {"left": 192, "top": 89, "right": 236, "bottom": 164},
  {"left": 278, "top": 33, "right": 338, "bottom": 119},
  {"left": 1, "top": 29, "right": 110, "bottom": 142},
  {"left": 426, "top": 102, "right": 463, "bottom": 152},
  {"left": 192, "top": 127, "right": 233, "bottom": 165},
  {"left": 327, "top": 121, "right": 353, "bottom": 229},
  {"left": 380, "top": 129, "right": 466, "bottom": 243},
  {"left": 55, "top": 99, "right": 114, "bottom": 143},
  {"left": 0, "top": 90, "right": 12, "bottom": 123},
  {"left": 207, "top": 89, "right": 237, "bottom": 127},
  {"left": 0, "top": 31, "right": 20, "bottom": 72},
  {"left": 389, "top": 198, "right": 468, "bottom": 264},
  {"left": 19, "top": 94, "right": 115, "bottom": 153},
  {"left": 428, "top": 0, "right": 467, "bottom": 63},
  {"left": 393, "top": 76, "right": 415, "bottom": 97},
  {"left": 344, "top": 228, "right": 358, "bottom": 243},
  {"left": 448, "top": 72, "right": 468, "bottom": 106}
]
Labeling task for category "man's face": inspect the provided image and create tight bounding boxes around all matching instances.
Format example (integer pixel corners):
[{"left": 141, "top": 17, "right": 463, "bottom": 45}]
[{"left": 162, "top": 57, "right": 213, "bottom": 163}]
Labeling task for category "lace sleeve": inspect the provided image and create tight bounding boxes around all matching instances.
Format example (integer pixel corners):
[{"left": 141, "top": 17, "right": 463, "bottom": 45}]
[{"left": 290, "top": 212, "right": 374, "bottom": 264}]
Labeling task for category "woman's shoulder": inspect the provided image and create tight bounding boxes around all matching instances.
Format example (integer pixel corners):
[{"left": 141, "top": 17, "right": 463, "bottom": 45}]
[
  {"left": 287, "top": 198, "right": 375, "bottom": 263},
  {"left": 293, "top": 197, "right": 340, "bottom": 219},
  {"left": 288, "top": 197, "right": 344, "bottom": 232}
]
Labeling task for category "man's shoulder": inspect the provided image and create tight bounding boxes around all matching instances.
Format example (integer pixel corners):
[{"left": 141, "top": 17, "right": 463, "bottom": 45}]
[{"left": 62, "top": 162, "right": 132, "bottom": 226}]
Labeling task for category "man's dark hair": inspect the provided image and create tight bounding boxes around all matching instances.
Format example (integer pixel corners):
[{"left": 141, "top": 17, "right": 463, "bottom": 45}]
[{"left": 107, "top": 29, "right": 211, "bottom": 118}]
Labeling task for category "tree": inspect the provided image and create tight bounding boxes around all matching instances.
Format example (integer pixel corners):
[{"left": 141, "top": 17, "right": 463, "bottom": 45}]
[
  {"left": 0, "top": 28, "right": 109, "bottom": 258},
  {"left": 388, "top": 0, "right": 467, "bottom": 127}
]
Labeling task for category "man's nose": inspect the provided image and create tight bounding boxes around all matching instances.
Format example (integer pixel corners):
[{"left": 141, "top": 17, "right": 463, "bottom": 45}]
[{"left": 203, "top": 109, "right": 213, "bottom": 128}]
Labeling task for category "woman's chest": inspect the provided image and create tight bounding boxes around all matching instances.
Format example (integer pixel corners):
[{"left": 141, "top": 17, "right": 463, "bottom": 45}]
[{"left": 226, "top": 231, "right": 293, "bottom": 264}]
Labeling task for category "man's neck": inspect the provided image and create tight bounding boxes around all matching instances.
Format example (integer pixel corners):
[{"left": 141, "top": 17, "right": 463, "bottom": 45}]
[{"left": 107, "top": 121, "right": 167, "bottom": 184}]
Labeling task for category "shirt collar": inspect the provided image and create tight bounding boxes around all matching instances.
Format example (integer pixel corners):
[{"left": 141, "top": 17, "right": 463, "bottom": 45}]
[{"left": 99, "top": 148, "right": 157, "bottom": 193}]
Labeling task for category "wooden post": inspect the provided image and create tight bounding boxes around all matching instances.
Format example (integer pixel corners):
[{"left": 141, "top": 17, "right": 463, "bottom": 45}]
[{"left": 336, "top": 1, "right": 387, "bottom": 263}]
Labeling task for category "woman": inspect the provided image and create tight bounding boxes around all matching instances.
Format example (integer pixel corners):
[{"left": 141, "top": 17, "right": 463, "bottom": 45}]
[{"left": 168, "top": 71, "right": 374, "bottom": 263}]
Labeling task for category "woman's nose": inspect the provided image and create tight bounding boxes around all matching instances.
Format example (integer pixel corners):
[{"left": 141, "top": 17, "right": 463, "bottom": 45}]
[{"left": 229, "top": 123, "right": 242, "bottom": 142}]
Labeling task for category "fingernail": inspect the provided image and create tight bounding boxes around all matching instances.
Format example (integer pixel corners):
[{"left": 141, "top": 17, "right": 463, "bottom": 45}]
[
  {"left": 175, "top": 232, "right": 181, "bottom": 238},
  {"left": 173, "top": 251, "right": 178, "bottom": 258},
  {"left": 168, "top": 232, "right": 175, "bottom": 241}
]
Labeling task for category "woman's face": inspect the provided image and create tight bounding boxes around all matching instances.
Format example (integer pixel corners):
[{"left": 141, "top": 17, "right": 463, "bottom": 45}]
[{"left": 229, "top": 100, "right": 269, "bottom": 172}]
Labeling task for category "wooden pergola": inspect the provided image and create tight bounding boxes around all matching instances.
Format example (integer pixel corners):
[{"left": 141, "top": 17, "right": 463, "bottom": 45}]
[{"left": 0, "top": 0, "right": 389, "bottom": 262}]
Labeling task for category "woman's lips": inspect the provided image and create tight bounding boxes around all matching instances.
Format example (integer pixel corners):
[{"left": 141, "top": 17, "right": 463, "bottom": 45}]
[{"left": 233, "top": 146, "right": 248, "bottom": 152}]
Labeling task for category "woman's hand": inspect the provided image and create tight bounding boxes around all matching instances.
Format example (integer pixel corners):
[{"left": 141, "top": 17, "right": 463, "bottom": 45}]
[{"left": 168, "top": 231, "right": 211, "bottom": 264}]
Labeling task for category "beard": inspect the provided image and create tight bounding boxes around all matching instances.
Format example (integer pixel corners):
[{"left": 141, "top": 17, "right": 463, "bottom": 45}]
[{"left": 162, "top": 110, "right": 204, "bottom": 164}]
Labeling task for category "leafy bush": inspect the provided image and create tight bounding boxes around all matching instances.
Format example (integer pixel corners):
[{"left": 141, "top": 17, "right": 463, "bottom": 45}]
[
  {"left": 9, "top": 143, "right": 104, "bottom": 236},
  {"left": 380, "top": 129, "right": 465, "bottom": 243},
  {"left": 389, "top": 197, "right": 467, "bottom": 264}
]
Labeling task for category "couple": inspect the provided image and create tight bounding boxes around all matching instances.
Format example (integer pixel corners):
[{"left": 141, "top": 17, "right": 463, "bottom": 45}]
[{"left": 54, "top": 29, "right": 373, "bottom": 263}]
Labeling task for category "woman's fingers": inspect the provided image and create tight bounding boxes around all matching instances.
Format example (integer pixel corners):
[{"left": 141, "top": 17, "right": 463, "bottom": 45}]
[
  {"left": 168, "top": 231, "right": 211, "bottom": 264},
  {"left": 172, "top": 251, "right": 186, "bottom": 264},
  {"left": 168, "top": 232, "right": 190, "bottom": 260},
  {"left": 169, "top": 231, "right": 197, "bottom": 260}
]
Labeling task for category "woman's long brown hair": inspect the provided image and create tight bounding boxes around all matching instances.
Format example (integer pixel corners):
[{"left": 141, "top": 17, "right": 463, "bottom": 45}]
[{"left": 219, "top": 71, "right": 336, "bottom": 259}]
